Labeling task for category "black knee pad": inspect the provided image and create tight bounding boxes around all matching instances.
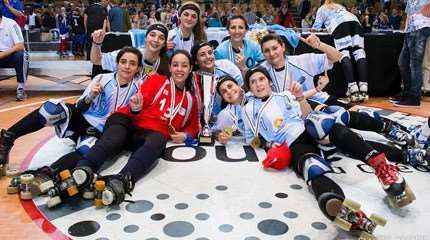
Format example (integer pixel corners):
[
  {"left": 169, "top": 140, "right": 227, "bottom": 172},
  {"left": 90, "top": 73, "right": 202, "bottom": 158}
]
[{"left": 104, "top": 113, "right": 132, "bottom": 130}]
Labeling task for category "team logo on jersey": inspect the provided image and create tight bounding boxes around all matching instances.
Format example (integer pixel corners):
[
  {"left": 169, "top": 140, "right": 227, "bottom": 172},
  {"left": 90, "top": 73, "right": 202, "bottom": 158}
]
[
  {"left": 163, "top": 89, "right": 169, "bottom": 95},
  {"left": 273, "top": 117, "right": 284, "bottom": 129}
]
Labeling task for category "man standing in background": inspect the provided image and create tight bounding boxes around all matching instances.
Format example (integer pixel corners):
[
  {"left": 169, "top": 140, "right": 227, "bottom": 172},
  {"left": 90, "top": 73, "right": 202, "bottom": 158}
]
[{"left": 84, "top": 0, "right": 109, "bottom": 60}]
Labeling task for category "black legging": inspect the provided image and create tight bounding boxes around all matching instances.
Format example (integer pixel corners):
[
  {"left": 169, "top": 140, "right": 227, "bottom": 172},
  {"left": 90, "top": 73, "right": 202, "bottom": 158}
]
[{"left": 76, "top": 113, "right": 167, "bottom": 181}]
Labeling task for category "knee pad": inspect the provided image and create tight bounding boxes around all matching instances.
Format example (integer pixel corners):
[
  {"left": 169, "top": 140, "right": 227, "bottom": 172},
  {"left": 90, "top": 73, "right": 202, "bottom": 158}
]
[
  {"left": 76, "top": 135, "right": 98, "bottom": 155},
  {"left": 352, "top": 48, "right": 366, "bottom": 61},
  {"left": 320, "top": 105, "right": 350, "bottom": 126},
  {"left": 305, "top": 111, "right": 336, "bottom": 141},
  {"left": 38, "top": 99, "right": 70, "bottom": 126},
  {"left": 340, "top": 49, "right": 350, "bottom": 61},
  {"left": 303, "top": 154, "right": 333, "bottom": 184}
]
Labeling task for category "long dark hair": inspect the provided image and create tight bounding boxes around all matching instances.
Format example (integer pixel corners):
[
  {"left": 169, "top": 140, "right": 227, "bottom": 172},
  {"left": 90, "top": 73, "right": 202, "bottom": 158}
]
[{"left": 169, "top": 49, "right": 195, "bottom": 94}]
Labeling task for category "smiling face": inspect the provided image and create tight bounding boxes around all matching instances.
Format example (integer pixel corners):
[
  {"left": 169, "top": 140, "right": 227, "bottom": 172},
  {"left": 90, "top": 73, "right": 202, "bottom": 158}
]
[
  {"left": 196, "top": 45, "right": 215, "bottom": 72},
  {"left": 180, "top": 9, "right": 199, "bottom": 30},
  {"left": 248, "top": 71, "right": 272, "bottom": 98},
  {"left": 169, "top": 53, "right": 191, "bottom": 88},
  {"left": 117, "top": 52, "right": 140, "bottom": 82},
  {"left": 219, "top": 80, "right": 242, "bottom": 104},
  {"left": 261, "top": 39, "right": 286, "bottom": 68},
  {"left": 228, "top": 18, "right": 247, "bottom": 43},
  {"left": 145, "top": 29, "right": 166, "bottom": 53}
]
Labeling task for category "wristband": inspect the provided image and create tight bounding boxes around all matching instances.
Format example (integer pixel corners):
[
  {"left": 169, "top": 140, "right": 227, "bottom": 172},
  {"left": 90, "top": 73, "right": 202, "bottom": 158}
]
[
  {"left": 92, "top": 41, "right": 102, "bottom": 49},
  {"left": 84, "top": 95, "right": 94, "bottom": 104}
]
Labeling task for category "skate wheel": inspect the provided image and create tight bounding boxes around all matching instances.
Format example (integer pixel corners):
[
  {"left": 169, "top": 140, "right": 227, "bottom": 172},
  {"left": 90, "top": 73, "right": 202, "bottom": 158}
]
[
  {"left": 6, "top": 169, "right": 20, "bottom": 177},
  {"left": 20, "top": 191, "right": 32, "bottom": 200},
  {"left": 82, "top": 190, "right": 95, "bottom": 200},
  {"left": 95, "top": 180, "right": 105, "bottom": 191},
  {"left": 66, "top": 185, "right": 79, "bottom": 196},
  {"left": 369, "top": 213, "right": 387, "bottom": 227},
  {"left": 102, "top": 190, "right": 115, "bottom": 205},
  {"left": 389, "top": 184, "right": 416, "bottom": 208},
  {"left": 342, "top": 198, "right": 361, "bottom": 211},
  {"left": 48, "top": 196, "right": 62, "bottom": 208},
  {"left": 59, "top": 169, "right": 72, "bottom": 180},
  {"left": 359, "top": 231, "right": 376, "bottom": 240},
  {"left": 39, "top": 180, "right": 55, "bottom": 193},
  {"left": 72, "top": 168, "right": 90, "bottom": 186},
  {"left": 7, "top": 186, "right": 19, "bottom": 194},
  {"left": 20, "top": 174, "right": 34, "bottom": 184},
  {"left": 95, "top": 198, "right": 104, "bottom": 209},
  {"left": 334, "top": 216, "right": 352, "bottom": 231},
  {"left": 325, "top": 198, "right": 343, "bottom": 217}
]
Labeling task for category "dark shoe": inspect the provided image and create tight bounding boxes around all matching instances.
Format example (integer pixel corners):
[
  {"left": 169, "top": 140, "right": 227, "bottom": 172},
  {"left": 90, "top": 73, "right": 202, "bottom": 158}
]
[
  {"left": 389, "top": 92, "right": 406, "bottom": 103},
  {"left": 393, "top": 97, "right": 420, "bottom": 108}
]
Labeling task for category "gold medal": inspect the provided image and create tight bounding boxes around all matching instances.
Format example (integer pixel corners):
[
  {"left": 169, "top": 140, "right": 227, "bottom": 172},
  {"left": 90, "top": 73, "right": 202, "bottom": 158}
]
[
  {"left": 168, "top": 124, "right": 176, "bottom": 135},
  {"left": 251, "top": 137, "right": 261, "bottom": 149},
  {"left": 224, "top": 127, "right": 234, "bottom": 138}
]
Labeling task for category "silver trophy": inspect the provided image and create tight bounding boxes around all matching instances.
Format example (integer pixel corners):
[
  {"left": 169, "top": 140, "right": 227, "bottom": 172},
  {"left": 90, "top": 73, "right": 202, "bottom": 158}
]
[{"left": 199, "top": 73, "right": 216, "bottom": 145}]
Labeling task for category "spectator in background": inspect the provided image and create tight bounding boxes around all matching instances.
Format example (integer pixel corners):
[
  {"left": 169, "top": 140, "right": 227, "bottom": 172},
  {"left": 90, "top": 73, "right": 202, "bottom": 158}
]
[
  {"left": 147, "top": 9, "right": 158, "bottom": 25},
  {"left": 383, "top": 0, "right": 391, "bottom": 14},
  {"left": 41, "top": 6, "right": 56, "bottom": 32},
  {"left": 243, "top": 7, "right": 256, "bottom": 25},
  {"left": 275, "top": 1, "right": 296, "bottom": 28},
  {"left": 0, "top": 10, "right": 29, "bottom": 100},
  {"left": 297, "top": 0, "right": 311, "bottom": 21},
  {"left": 57, "top": 7, "right": 69, "bottom": 56},
  {"left": 70, "top": 7, "right": 85, "bottom": 56},
  {"left": 108, "top": 0, "right": 125, "bottom": 32},
  {"left": 0, "top": 0, "right": 24, "bottom": 22},
  {"left": 137, "top": 10, "right": 148, "bottom": 29},
  {"left": 84, "top": 0, "right": 109, "bottom": 60},
  {"left": 207, "top": 11, "right": 222, "bottom": 27},
  {"left": 374, "top": 12, "right": 390, "bottom": 30},
  {"left": 361, "top": 7, "right": 375, "bottom": 32},
  {"left": 301, "top": 12, "right": 313, "bottom": 28},
  {"left": 120, "top": 1, "right": 131, "bottom": 32},
  {"left": 262, "top": 7, "right": 275, "bottom": 25},
  {"left": 389, "top": 8, "right": 401, "bottom": 30}
]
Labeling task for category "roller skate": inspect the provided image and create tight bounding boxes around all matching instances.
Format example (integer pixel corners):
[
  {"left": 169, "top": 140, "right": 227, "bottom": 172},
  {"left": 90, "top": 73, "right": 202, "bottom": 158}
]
[
  {"left": 334, "top": 198, "right": 386, "bottom": 240},
  {"left": 384, "top": 122, "right": 415, "bottom": 147},
  {"left": 6, "top": 169, "right": 22, "bottom": 194},
  {"left": 44, "top": 167, "right": 94, "bottom": 208},
  {"left": 94, "top": 173, "right": 135, "bottom": 208},
  {"left": 411, "top": 117, "right": 430, "bottom": 149},
  {"left": 0, "top": 129, "right": 15, "bottom": 177},
  {"left": 358, "top": 82, "right": 369, "bottom": 102},
  {"left": 368, "top": 153, "right": 416, "bottom": 208},
  {"left": 346, "top": 83, "right": 361, "bottom": 103}
]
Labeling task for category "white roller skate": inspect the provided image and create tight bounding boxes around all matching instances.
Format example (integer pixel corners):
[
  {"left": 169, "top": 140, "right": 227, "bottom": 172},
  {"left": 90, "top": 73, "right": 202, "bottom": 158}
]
[
  {"left": 346, "top": 83, "right": 360, "bottom": 103},
  {"left": 359, "top": 82, "right": 369, "bottom": 102},
  {"left": 368, "top": 153, "right": 416, "bottom": 208}
]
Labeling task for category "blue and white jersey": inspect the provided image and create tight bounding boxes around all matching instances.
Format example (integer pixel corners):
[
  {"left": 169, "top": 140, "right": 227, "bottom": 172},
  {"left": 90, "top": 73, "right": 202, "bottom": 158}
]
[
  {"left": 214, "top": 38, "right": 265, "bottom": 69},
  {"left": 79, "top": 73, "right": 141, "bottom": 132},
  {"left": 312, "top": 4, "right": 360, "bottom": 34},
  {"left": 259, "top": 53, "right": 332, "bottom": 104},
  {"left": 242, "top": 92, "right": 305, "bottom": 146},
  {"left": 168, "top": 27, "right": 194, "bottom": 53},
  {"left": 211, "top": 59, "right": 244, "bottom": 115},
  {"left": 213, "top": 99, "right": 247, "bottom": 134}
]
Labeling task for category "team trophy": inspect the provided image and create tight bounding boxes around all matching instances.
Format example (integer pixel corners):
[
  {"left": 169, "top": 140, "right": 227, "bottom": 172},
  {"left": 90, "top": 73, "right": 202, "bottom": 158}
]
[{"left": 199, "top": 74, "right": 216, "bottom": 145}]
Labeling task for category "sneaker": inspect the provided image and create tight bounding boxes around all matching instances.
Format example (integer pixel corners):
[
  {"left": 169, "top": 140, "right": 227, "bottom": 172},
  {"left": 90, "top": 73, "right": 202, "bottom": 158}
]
[
  {"left": 393, "top": 97, "right": 420, "bottom": 108},
  {"left": 389, "top": 92, "right": 406, "bottom": 103},
  {"left": 16, "top": 88, "right": 26, "bottom": 101}
]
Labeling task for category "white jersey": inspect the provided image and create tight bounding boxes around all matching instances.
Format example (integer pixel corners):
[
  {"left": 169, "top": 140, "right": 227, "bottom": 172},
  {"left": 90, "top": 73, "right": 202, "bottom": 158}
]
[
  {"left": 242, "top": 92, "right": 305, "bottom": 146},
  {"left": 168, "top": 28, "right": 194, "bottom": 53},
  {"left": 214, "top": 38, "right": 265, "bottom": 68},
  {"left": 0, "top": 16, "right": 24, "bottom": 51},
  {"left": 312, "top": 4, "right": 360, "bottom": 34},
  {"left": 260, "top": 53, "right": 332, "bottom": 104},
  {"left": 213, "top": 99, "right": 247, "bottom": 134},
  {"left": 79, "top": 73, "right": 141, "bottom": 132}
]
